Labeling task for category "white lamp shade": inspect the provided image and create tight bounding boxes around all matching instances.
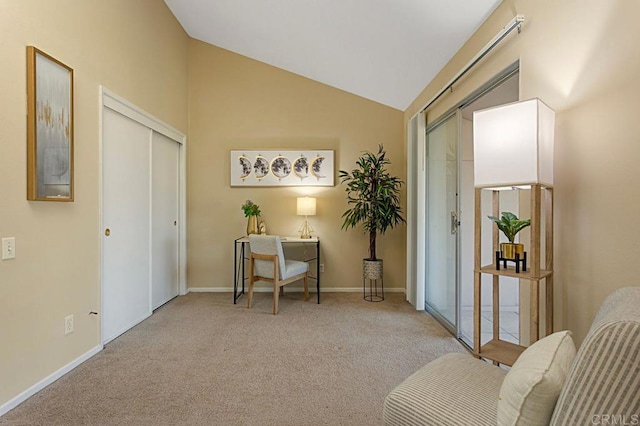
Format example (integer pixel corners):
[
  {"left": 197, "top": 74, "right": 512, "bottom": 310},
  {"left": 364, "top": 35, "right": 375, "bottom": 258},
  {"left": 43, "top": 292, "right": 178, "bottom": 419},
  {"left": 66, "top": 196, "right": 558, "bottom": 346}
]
[
  {"left": 473, "top": 98, "right": 555, "bottom": 188},
  {"left": 297, "top": 197, "right": 316, "bottom": 216}
]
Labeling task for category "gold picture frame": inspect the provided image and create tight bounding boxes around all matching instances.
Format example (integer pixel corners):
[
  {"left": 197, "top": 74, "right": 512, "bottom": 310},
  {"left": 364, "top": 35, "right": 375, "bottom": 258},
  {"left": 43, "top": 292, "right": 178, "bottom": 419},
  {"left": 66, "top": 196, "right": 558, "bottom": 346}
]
[{"left": 27, "top": 46, "right": 74, "bottom": 201}]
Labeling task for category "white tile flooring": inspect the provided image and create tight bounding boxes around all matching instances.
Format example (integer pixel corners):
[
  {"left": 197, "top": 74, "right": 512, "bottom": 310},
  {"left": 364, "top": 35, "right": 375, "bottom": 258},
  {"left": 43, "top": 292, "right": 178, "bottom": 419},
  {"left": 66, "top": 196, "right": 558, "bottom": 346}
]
[{"left": 459, "top": 307, "right": 520, "bottom": 346}]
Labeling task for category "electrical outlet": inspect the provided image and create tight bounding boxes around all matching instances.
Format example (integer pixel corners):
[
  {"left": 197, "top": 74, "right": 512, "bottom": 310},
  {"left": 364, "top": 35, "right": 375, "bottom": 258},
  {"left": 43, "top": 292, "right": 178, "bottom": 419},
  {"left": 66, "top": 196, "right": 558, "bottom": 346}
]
[
  {"left": 320, "top": 264, "right": 325, "bottom": 273},
  {"left": 2, "top": 237, "right": 16, "bottom": 260},
  {"left": 64, "top": 315, "right": 74, "bottom": 335}
]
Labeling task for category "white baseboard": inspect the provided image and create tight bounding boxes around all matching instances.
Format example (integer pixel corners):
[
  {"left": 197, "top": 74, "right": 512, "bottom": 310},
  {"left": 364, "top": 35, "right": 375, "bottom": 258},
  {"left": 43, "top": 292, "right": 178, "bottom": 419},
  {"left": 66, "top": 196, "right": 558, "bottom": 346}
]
[
  {"left": 0, "top": 344, "right": 103, "bottom": 416},
  {"left": 188, "top": 286, "right": 405, "bottom": 294}
]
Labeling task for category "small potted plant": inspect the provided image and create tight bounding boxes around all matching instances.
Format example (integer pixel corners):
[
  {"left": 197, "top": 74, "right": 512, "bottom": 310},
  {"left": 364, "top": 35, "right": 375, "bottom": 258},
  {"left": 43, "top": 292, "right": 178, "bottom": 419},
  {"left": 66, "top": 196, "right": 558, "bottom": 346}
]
[
  {"left": 241, "top": 200, "right": 261, "bottom": 235},
  {"left": 340, "top": 144, "right": 405, "bottom": 298},
  {"left": 487, "top": 211, "right": 531, "bottom": 260}
]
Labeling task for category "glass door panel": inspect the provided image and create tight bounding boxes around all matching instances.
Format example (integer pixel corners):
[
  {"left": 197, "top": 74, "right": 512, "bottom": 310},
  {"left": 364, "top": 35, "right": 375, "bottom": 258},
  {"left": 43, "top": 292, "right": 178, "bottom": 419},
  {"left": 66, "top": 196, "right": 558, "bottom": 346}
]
[{"left": 425, "top": 112, "right": 459, "bottom": 331}]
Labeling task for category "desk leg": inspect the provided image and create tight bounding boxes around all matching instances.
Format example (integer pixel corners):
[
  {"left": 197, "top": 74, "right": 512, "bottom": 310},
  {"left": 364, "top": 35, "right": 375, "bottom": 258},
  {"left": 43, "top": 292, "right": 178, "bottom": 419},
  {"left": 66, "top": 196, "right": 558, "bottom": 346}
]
[
  {"left": 234, "top": 242, "right": 246, "bottom": 304},
  {"left": 316, "top": 241, "right": 320, "bottom": 304},
  {"left": 241, "top": 243, "right": 246, "bottom": 296},
  {"left": 233, "top": 241, "right": 238, "bottom": 304}
]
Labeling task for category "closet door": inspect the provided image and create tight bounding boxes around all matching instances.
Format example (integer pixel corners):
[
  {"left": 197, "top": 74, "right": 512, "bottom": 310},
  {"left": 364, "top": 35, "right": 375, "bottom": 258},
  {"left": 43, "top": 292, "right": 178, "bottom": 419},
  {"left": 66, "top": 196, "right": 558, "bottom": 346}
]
[
  {"left": 151, "top": 132, "right": 179, "bottom": 309},
  {"left": 102, "top": 107, "right": 151, "bottom": 343}
]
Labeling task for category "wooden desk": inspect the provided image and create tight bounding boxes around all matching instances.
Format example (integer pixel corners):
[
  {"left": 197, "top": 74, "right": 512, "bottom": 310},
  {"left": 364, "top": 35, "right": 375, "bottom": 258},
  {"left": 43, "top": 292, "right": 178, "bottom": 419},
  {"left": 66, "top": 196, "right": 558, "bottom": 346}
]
[{"left": 233, "top": 236, "right": 321, "bottom": 304}]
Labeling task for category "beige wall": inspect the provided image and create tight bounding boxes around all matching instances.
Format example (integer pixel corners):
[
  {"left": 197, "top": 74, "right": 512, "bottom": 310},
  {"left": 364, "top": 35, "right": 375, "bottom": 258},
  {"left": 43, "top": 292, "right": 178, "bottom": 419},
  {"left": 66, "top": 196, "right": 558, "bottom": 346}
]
[
  {"left": 187, "top": 40, "right": 405, "bottom": 291},
  {"left": 0, "top": 0, "right": 188, "bottom": 406},
  {"left": 406, "top": 0, "right": 640, "bottom": 344}
]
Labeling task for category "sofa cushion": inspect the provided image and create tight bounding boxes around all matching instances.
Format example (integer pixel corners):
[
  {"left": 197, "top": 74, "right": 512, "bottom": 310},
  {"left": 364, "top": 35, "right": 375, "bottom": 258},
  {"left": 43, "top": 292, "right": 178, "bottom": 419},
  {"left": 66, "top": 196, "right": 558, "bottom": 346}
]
[
  {"left": 497, "top": 330, "right": 576, "bottom": 426},
  {"left": 384, "top": 353, "right": 507, "bottom": 426}
]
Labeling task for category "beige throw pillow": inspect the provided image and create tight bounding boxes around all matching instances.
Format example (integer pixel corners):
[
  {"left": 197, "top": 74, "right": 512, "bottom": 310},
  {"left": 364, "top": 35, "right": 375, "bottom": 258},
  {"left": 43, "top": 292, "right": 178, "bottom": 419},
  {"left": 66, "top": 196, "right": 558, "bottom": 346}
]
[{"left": 497, "top": 330, "right": 576, "bottom": 426}]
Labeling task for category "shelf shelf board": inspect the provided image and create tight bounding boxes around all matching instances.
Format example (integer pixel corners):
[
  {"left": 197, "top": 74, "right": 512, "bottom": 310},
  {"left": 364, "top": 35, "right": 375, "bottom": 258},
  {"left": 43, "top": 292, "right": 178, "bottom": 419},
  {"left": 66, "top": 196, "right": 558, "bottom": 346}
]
[
  {"left": 477, "top": 265, "right": 553, "bottom": 280},
  {"left": 477, "top": 339, "right": 526, "bottom": 366}
]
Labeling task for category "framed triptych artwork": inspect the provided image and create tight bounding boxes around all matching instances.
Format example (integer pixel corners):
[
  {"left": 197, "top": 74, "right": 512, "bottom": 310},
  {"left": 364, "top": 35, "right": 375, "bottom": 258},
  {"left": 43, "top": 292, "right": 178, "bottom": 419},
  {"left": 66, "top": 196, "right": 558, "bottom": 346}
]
[
  {"left": 26, "top": 46, "right": 74, "bottom": 201},
  {"left": 230, "top": 150, "right": 334, "bottom": 187}
]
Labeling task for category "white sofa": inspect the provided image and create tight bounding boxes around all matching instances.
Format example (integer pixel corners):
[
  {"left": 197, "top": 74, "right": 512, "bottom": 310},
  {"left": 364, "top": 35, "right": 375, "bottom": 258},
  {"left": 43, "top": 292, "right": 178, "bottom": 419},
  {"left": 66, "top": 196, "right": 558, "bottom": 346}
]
[{"left": 384, "top": 287, "right": 640, "bottom": 425}]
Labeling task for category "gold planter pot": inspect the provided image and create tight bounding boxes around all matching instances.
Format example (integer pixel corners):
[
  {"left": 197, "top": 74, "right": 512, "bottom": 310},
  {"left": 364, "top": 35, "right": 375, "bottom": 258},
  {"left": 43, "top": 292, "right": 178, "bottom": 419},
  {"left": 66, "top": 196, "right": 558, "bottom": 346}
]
[
  {"left": 246, "top": 215, "right": 259, "bottom": 235},
  {"left": 500, "top": 242, "right": 524, "bottom": 260}
]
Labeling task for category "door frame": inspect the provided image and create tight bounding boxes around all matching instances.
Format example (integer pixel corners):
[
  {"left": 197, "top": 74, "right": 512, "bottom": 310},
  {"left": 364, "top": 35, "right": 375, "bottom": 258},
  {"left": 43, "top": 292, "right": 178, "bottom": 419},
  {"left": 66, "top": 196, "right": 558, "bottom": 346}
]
[
  {"left": 99, "top": 87, "right": 187, "bottom": 344},
  {"left": 407, "top": 62, "right": 520, "bottom": 340}
]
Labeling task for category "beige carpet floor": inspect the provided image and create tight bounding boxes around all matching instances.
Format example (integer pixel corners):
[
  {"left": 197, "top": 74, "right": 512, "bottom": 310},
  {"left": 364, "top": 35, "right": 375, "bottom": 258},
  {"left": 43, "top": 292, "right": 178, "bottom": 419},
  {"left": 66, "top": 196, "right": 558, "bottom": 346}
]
[{"left": 0, "top": 292, "right": 466, "bottom": 426}]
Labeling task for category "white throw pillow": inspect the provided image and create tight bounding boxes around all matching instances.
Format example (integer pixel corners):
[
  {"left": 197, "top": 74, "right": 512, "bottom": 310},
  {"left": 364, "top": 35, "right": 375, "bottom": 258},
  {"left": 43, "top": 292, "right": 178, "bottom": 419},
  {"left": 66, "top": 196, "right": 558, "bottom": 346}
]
[{"left": 497, "top": 330, "right": 576, "bottom": 426}]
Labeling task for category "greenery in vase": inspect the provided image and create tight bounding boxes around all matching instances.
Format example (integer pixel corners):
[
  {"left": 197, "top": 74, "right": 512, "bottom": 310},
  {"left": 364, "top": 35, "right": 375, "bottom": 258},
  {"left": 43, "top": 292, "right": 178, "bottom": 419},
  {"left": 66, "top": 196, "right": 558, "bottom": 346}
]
[
  {"left": 241, "top": 200, "right": 261, "bottom": 217},
  {"left": 487, "top": 211, "right": 531, "bottom": 243},
  {"left": 339, "top": 144, "right": 405, "bottom": 261}
]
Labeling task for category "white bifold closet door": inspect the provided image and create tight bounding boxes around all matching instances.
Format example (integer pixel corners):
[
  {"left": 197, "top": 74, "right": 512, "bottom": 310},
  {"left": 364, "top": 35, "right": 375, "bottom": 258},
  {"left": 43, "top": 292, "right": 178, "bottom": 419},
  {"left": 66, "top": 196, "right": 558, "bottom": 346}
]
[{"left": 102, "top": 108, "right": 180, "bottom": 344}]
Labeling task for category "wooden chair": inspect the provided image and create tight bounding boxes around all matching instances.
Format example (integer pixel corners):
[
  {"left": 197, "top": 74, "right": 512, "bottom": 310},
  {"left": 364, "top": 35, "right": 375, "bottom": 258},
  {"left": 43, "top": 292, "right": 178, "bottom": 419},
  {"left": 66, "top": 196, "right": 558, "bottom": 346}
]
[{"left": 248, "top": 235, "right": 309, "bottom": 314}]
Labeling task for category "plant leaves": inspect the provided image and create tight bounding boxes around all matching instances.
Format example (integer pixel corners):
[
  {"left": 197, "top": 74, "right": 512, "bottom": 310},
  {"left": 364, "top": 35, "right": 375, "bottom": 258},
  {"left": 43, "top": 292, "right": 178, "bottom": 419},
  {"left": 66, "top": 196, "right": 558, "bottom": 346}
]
[{"left": 487, "top": 211, "right": 530, "bottom": 243}]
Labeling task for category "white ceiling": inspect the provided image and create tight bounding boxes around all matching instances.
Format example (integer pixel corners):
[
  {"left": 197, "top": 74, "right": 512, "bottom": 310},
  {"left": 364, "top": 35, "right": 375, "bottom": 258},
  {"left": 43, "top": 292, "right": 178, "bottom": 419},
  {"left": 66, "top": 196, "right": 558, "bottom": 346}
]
[{"left": 164, "top": 0, "right": 502, "bottom": 111}]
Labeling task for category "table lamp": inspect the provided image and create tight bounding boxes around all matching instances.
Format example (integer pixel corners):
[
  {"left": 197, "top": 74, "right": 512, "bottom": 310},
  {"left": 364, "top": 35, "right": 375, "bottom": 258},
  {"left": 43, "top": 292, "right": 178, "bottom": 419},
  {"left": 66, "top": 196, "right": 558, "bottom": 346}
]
[
  {"left": 473, "top": 98, "right": 554, "bottom": 189},
  {"left": 297, "top": 196, "right": 316, "bottom": 239}
]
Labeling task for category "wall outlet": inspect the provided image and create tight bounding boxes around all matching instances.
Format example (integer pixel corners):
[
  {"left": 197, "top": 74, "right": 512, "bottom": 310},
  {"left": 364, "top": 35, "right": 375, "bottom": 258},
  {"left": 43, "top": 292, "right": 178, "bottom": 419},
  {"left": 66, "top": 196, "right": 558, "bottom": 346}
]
[
  {"left": 64, "top": 315, "right": 74, "bottom": 335},
  {"left": 320, "top": 264, "right": 325, "bottom": 273},
  {"left": 2, "top": 237, "right": 16, "bottom": 260}
]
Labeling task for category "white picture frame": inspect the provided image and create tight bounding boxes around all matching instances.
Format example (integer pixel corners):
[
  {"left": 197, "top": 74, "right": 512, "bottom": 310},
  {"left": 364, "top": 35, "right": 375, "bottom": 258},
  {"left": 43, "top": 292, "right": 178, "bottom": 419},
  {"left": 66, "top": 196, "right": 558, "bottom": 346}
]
[{"left": 230, "top": 150, "right": 334, "bottom": 187}]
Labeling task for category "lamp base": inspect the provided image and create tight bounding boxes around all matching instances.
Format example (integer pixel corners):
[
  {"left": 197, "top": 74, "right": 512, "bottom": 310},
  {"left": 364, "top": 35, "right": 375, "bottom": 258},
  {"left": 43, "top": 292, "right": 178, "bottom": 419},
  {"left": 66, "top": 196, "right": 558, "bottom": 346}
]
[{"left": 298, "top": 218, "right": 314, "bottom": 239}]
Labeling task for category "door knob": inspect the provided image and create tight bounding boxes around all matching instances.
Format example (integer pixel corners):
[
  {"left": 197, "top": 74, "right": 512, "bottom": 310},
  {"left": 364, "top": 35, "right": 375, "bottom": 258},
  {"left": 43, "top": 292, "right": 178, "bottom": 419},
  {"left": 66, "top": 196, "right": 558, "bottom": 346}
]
[
  {"left": 105, "top": 228, "right": 111, "bottom": 236},
  {"left": 174, "top": 221, "right": 177, "bottom": 226}
]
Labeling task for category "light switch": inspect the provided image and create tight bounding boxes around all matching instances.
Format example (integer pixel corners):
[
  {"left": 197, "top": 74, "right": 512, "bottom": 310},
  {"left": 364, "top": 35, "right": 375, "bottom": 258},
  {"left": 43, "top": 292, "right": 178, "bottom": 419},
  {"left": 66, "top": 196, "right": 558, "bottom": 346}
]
[{"left": 2, "top": 237, "right": 16, "bottom": 260}]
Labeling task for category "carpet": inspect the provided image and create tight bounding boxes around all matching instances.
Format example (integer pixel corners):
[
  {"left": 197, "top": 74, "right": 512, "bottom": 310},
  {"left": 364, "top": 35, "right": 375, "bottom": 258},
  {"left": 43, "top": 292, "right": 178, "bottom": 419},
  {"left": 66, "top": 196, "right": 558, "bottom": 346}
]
[{"left": 0, "top": 292, "right": 466, "bottom": 425}]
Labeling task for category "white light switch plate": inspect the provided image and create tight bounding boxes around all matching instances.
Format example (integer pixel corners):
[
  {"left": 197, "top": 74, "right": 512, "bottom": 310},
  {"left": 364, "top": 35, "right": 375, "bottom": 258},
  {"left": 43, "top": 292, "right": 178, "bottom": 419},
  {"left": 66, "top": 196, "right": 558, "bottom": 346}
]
[{"left": 2, "top": 237, "right": 16, "bottom": 260}]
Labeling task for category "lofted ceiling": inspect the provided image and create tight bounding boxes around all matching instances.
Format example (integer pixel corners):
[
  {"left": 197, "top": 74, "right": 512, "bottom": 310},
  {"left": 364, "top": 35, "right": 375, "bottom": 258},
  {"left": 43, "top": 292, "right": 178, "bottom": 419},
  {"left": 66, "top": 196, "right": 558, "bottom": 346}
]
[{"left": 164, "top": 0, "right": 502, "bottom": 111}]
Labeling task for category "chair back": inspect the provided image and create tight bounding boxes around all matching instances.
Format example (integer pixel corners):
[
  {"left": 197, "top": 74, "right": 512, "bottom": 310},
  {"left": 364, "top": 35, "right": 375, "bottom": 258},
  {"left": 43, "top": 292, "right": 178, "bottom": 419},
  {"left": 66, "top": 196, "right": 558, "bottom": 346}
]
[{"left": 248, "top": 235, "right": 286, "bottom": 279}]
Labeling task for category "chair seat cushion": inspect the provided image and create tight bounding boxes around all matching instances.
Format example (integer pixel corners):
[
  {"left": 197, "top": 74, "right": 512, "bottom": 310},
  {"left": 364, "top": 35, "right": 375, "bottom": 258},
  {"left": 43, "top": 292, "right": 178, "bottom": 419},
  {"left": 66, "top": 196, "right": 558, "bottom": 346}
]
[
  {"left": 281, "top": 259, "right": 308, "bottom": 280},
  {"left": 384, "top": 353, "right": 507, "bottom": 426}
]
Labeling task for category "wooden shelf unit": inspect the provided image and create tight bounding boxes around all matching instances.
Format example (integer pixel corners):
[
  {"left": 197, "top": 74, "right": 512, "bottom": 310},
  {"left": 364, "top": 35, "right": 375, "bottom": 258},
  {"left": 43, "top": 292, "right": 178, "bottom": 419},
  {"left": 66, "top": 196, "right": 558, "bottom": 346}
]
[{"left": 473, "top": 184, "right": 554, "bottom": 366}]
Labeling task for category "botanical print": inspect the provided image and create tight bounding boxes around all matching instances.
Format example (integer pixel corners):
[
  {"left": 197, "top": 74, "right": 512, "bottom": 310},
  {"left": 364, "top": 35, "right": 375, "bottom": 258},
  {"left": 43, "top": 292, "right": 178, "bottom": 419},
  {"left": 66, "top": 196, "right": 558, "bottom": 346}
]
[
  {"left": 270, "top": 156, "right": 291, "bottom": 179},
  {"left": 36, "top": 52, "right": 71, "bottom": 194},
  {"left": 239, "top": 156, "right": 252, "bottom": 179},
  {"left": 254, "top": 156, "right": 269, "bottom": 179},
  {"left": 293, "top": 156, "right": 309, "bottom": 179}
]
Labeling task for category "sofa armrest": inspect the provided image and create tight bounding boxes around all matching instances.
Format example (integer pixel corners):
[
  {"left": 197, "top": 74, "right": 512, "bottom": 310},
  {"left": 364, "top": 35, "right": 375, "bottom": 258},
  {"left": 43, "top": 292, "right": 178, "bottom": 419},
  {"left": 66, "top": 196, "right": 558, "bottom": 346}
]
[
  {"left": 550, "top": 287, "right": 640, "bottom": 425},
  {"left": 384, "top": 353, "right": 507, "bottom": 426}
]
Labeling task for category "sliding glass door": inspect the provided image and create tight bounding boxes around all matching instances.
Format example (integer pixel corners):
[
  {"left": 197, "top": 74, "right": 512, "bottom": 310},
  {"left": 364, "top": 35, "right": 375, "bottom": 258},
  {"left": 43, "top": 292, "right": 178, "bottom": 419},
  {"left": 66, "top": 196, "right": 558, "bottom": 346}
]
[{"left": 424, "top": 112, "right": 459, "bottom": 333}]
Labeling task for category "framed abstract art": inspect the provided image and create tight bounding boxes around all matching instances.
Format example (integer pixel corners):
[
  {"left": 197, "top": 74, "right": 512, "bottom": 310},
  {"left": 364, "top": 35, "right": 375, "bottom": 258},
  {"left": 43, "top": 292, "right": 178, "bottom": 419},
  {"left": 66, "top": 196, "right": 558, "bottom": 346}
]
[{"left": 27, "top": 46, "right": 74, "bottom": 201}]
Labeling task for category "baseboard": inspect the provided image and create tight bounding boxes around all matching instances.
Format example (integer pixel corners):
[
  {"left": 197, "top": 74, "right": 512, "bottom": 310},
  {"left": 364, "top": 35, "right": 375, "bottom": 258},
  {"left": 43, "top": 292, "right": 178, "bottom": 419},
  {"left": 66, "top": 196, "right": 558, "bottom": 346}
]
[
  {"left": 0, "top": 344, "right": 103, "bottom": 416},
  {"left": 188, "top": 287, "right": 405, "bottom": 293}
]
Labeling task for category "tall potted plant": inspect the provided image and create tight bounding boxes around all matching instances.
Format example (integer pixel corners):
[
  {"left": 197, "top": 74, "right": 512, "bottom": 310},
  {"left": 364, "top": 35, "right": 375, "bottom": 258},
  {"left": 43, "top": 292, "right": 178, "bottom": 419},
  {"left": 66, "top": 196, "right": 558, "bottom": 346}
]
[{"left": 339, "top": 144, "right": 405, "bottom": 284}]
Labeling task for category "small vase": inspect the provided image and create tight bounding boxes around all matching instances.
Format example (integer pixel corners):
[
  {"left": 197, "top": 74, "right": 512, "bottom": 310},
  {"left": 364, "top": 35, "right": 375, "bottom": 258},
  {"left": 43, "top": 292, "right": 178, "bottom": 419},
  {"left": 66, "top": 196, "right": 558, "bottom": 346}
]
[{"left": 246, "top": 215, "right": 259, "bottom": 235}]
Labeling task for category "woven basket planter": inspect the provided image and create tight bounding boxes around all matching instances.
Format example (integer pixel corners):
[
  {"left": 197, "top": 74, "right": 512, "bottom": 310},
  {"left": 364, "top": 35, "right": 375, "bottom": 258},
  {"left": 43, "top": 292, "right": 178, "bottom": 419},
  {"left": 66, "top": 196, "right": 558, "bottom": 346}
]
[{"left": 363, "top": 259, "right": 383, "bottom": 280}]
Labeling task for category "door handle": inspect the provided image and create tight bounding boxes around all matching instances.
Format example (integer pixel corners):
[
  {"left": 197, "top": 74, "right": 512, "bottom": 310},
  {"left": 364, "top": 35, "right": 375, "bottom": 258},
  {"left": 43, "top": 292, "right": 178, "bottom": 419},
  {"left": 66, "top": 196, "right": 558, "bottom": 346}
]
[
  {"left": 105, "top": 228, "right": 111, "bottom": 236},
  {"left": 450, "top": 212, "right": 460, "bottom": 235}
]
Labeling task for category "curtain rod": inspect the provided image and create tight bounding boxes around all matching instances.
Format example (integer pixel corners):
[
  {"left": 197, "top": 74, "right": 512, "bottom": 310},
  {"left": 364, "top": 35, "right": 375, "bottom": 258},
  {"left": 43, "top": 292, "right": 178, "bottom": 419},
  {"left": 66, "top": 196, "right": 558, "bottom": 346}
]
[{"left": 419, "top": 14, "right": 524, "bottom": 114}]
